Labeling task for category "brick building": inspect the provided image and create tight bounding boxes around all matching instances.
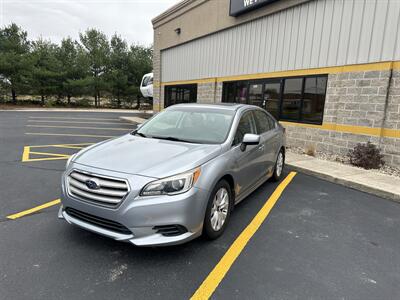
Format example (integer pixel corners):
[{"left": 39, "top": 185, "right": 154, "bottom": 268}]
[{"left": 152, "top": 0, "right": 400, "bottom": 166}]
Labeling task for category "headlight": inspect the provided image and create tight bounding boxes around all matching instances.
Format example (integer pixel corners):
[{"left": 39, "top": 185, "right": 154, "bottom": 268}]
[
  {"left": 66, "top": 154, "right": 76, "bottom": 169},
  {"left": 140, "top": 168, "right": 201, "bottom": 196}
]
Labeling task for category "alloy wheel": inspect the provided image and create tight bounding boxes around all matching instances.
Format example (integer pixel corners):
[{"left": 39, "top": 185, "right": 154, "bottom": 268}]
[
  {"left": 210, "top": 187, "right": 229, "bottom": 231},
  {"left": 276, "top": 152, "right": 284, "bottom": 177}
]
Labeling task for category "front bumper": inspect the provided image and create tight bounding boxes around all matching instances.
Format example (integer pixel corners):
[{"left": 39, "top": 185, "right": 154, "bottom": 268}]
[{"left": 60, "top": 165, "right": 210, "bottom": 246}]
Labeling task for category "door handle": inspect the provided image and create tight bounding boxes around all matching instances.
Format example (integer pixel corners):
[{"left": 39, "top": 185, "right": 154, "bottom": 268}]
[{"left": 258, "top": 144, "right": 265, "bottom": 151}]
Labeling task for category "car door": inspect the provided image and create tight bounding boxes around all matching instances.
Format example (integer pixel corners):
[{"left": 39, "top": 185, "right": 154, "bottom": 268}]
[
  {"left": 265, "top": 114, "right": 281, "bottom": 165},
  {"left": 231, "top": 111, "right": 265, "bottom": 195},
  {"left": 252, "top": 110, "right": 274, "bottom": 177}
]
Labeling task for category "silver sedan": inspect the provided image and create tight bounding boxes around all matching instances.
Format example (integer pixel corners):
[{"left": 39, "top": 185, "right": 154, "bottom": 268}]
[{"left": 59, "top": 103, "right": 286, "bottom": 246}]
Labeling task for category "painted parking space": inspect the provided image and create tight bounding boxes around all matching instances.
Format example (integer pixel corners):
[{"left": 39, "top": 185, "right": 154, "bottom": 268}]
[
  {"left": 0, "top": 111, "right": 135, "bottom": 217},
  {"left": 22, "top": 143, "right": 93, "bottom": 162},
  {"left": 1, "top": 111, "right": 400, "bottom": 299}
]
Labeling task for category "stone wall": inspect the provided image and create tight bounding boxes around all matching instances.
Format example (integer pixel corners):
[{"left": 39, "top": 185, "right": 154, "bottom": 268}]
[
  {"left": 324, "top": 70, "right": 390, "bottom": 128},
  {"left": 152, "top": 39, "right": 161, "bottom": 111},
  {"left": 197, "top": 81, "right": 223, "bottom": 104},
  {"left": 382, "top": 70, "right": 400, "bottom": 165}
]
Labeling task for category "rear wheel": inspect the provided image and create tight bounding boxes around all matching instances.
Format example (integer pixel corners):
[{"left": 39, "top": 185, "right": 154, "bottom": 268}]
[
  {"left": 203, "top": 180, "right": 232, "bottom": 240},
  {"left": 272, "top": 149, "right": 285, "bottom": 182}
]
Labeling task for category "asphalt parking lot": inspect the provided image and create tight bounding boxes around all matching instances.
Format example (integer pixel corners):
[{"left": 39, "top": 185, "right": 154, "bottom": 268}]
[{"left": 1, "top": 111, "right": 400, "bottom": 300}]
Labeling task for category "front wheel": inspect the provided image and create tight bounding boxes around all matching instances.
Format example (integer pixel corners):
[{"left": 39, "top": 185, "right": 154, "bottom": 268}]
[
  {"left": 203, "top": 180, "right": 232, "bottom": 240},
  {"left": 271, "top": 149, "right": 285, "bottom": 182}
]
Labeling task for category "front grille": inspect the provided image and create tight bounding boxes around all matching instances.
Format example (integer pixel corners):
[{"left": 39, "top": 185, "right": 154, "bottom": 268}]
[
  {"left": 67, "top": 170, "right": 129, "bottom": 207},
  {"left": 153, "top": 225, "right": 188, "bottom": 237},
  {"left": 65, "top": 207, "right": 131, "bottom": 235}
]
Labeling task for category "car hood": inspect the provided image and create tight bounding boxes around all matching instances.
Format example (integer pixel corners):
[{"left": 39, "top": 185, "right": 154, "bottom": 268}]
[{"left": 73, "top": 134, "right": 222, "bottom": 178}]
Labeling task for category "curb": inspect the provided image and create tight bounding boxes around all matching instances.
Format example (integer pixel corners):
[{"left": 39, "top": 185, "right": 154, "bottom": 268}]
[
  {"left": 287, "top": 163, "right": 400, "bottom": 203},
  {"left": 119, "top": 116, "right": 147, "bottom": 124}
]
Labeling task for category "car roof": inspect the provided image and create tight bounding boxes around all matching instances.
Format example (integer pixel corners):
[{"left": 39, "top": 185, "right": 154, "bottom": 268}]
[{"left": 167, "top": 103, "right": 255, "bottom": 112}]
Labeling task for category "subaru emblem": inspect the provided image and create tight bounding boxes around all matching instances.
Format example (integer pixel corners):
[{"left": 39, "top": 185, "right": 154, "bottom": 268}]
[{"left": 85, "top": 178, "right": 100, "bottom": 190}]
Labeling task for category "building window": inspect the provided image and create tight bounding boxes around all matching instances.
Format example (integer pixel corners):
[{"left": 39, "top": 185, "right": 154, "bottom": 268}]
[
  {"left": 164, "top": 84, "right": 197, "bottom": 107},
  {"left": 302, "top": 76, "right": 327, "bottom": 123},
  {"left": 222, "top": 75, "right": 327, "bottom": 124},
  {"left": 263, "top": 81, "right": 281, "bottom": 120},
  {"left": 281, "top": 78, "right": 303, "bottom": 121},
  {"left": 222, "top": 81, "right": 248, "bottom": 104}
]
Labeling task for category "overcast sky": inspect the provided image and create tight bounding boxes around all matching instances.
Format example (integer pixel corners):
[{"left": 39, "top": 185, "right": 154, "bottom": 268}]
[{"left": 1, "top": 0, "right": 180, "bottom": 46}]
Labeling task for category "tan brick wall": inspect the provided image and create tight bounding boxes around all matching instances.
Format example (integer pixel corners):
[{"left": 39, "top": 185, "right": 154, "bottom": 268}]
[
  {"left": 197, "top": 81, "right": 223, "bottom": 104},
  {"left": 152, "top": 34, "right": 161, "bottom": 112},
  {"left": 381, "top": 70, "right": 400, "bottom": 165},
  {"left": 324, "top": 70, "right": 390, "bottom": 128},
  {"left": 384, "top": 70, "right": 400, "bottom": 130}
]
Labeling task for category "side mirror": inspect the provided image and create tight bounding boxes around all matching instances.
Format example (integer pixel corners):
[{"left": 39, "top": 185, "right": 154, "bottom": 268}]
[{"left": 240, "top": 133, "right": 260, "bottom": 151}]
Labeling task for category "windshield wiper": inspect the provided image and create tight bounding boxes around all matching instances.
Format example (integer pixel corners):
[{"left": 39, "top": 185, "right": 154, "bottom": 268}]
[
  {"left": 131, "top": 130, "right": 147, "bottom": 138},
  {"left": 151, "top": 136, "right": 197, "bottom": 143}
]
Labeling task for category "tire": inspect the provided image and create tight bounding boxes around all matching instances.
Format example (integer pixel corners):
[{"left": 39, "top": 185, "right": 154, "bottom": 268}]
[
  {"left": 203, "top": 180, "right": 233, "bottom": 240},
  {"left": 271, "top": 149, "right": 285, "bottom": 182}
]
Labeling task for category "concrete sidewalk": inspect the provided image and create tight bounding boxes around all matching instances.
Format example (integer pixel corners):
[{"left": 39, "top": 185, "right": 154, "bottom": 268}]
[
  {"left": 286, "top": 152, "right": 400, "bottom": 202},
  {"left": 119, "top": 115, "right": 149, "bottom": 124}
]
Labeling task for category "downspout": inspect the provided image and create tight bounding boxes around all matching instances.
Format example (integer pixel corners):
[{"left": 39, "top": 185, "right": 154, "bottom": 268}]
[
  {"left": 379, "top": 62, "right": 393, "bottom": 147},
  {"left": 213, "top": 78, "right": 217, "bottom": 103}
]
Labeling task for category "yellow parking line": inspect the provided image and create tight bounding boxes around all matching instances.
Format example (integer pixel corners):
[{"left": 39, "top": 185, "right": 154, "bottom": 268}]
[
  {"left": 25, "top": 133, "right": 116, "bottom": 138},
  {"left": 29, "top": 151, "right": 70, "bottom": 157},
  {"left": 28, "top": 120, "right": 132, "bottom": 125},
  {"left": 26, "top": 125, "right": 133, "bottom": 131},
  {"left": 190, "top": 172, "right": 297, "bottom": 300},
  {"left": 29, "top": 116, "right": 120, "bottom": 121},
  {"left": 29, "top": 143, "right": 93, "bottom": 148},
  {"left": 7, "top": 199, "right": 61, "bottom": 220},
  {"left": 49, "top": 145, "right": 86, "bottom": 149},
  {"left": 22, "top": 143, "right": 94, "bottom": 162},
  {"left": 23, "top": 156, "right": 70, "bottom": 162},
  {"left": 22, "top": 146, "right": 30, "bottom": 162}
]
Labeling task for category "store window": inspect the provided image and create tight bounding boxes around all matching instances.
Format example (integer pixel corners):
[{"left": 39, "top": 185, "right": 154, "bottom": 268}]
[
  {"left": 164, "top": 84, "right": 197, "bottom": 107},
  {"left": 222, "top": 75, "right": 327, "bottom": 125},
  {"left": 263, "top": 81, "right": 281, "bottom": 120},
  {"left": 281, "top": 78, "right": 303, "bottom": 121},
  {"left": 222, "top": 81, "right": 248, "bottom": 104},
  {"left": 248, "top": 83, "right": 263, "bottom": 107},
  {"left": 302, "top": 76, "right": 327, "bottom": 123}
]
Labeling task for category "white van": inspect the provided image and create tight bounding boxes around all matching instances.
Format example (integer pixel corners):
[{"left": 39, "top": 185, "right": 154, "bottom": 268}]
[{"left": 140, "top": 73, "right": 153, "bottom": 99}]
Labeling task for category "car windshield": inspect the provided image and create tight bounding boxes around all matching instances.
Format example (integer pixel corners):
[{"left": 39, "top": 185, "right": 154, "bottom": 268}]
[{"left": 136, "top": 107, "right": 236, "bottom": 144}]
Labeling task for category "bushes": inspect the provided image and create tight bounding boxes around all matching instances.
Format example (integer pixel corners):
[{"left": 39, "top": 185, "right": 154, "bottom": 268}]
[{"left": 347, "top": 141, "right": 384, "bottom": 169}]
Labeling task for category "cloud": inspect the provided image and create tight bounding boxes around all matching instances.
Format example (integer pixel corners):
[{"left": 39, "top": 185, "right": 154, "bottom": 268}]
[{"left": 1, "top": 0, "right": 180, "bottom": 45}]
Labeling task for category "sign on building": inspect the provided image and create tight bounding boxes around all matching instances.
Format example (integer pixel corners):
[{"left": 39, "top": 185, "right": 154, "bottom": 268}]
[{"left": 229, "top": 0, "right": 278, "bottom": 16}]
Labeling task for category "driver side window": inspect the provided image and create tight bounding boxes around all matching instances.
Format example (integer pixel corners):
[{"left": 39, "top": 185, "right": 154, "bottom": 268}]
[{"left": 233, "top": 111, "right": 256, "bottom": 146}]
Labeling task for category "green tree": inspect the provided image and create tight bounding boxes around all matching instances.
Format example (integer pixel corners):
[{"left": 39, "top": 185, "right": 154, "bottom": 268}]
[
  {"left": 79, "top": 29, "right": 110, "bottom": 107},
  {"left": 108, "top": 34, "right": 129, "bottom": 108},
  {"left": 0, "top": 23, "right": 32, "bottom": 103},
  {"left": 127, "top": 44, "right": 152, "bottom": 108},
  {"left": 57, "top": 38, "right": 88, "bottom": 104},
  {"left": 128, "top": 44, "right": 152, "bottom": 86},
  {"left": 31, "top": 39, "right": 61, "bottom": 104}
]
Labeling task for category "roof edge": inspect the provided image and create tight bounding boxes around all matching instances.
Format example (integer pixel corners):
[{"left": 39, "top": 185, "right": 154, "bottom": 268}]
[{"left": 152, "top": 0, "right": 196, "bottom": 25}]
